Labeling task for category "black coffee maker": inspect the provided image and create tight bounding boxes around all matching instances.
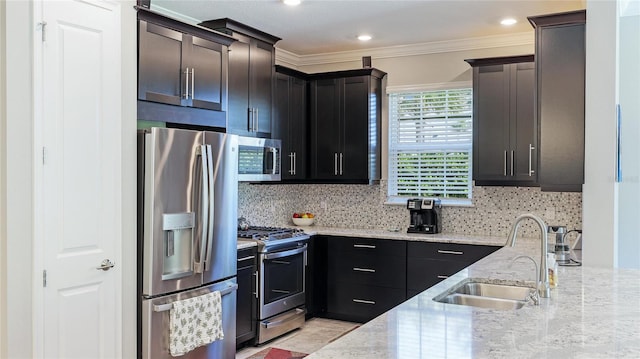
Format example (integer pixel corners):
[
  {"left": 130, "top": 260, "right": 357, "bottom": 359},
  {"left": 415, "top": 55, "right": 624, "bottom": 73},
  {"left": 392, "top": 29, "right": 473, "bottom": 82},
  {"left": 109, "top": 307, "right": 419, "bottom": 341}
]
[{"left": 407, "top": 198, "right": 442, "bottom": 234}]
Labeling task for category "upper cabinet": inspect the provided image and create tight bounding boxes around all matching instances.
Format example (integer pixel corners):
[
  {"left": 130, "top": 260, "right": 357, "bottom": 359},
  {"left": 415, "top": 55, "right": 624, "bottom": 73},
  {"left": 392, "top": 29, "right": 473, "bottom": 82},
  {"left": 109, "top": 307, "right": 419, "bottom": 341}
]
[
  {"left": 465, "top": 55, "right": 537, "bottom": 186},
  {"left": 199, "top": 18, "right": 281, "bottom": 138},
  {"left": 309, "top": 69, "right": 386, "bottom": 184},
  {"left": 274, "top": 66, "right": 309, "bottom": 180},
  {"left": 136, "top": 8, "right": 234, "bottom": 128},
  {"left": 529, "top": 10, "right": 586, "bottom": 192}
]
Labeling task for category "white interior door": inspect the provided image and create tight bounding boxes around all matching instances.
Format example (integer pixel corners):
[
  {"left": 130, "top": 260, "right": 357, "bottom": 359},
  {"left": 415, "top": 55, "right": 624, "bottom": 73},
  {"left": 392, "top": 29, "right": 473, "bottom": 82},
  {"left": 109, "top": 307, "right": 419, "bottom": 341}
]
[{"left": 37, "top": 0, "right": 122, "bottom": 357}]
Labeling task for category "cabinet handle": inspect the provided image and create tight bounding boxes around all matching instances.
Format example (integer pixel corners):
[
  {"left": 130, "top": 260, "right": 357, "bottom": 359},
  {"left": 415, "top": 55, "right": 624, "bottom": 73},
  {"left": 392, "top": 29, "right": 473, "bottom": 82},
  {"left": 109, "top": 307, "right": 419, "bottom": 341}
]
[
  {"left": 237, "top": 255, "right": 255, "bottom": 262},
  {"left": 437, "top": 249, "right": 463, "bottom": 255},
  {"left": 353, "top": 299, "right": 376, "bottom": 305},
  {"left": 353, "top": 267, "right": 376, "bottom": 273},
  {"left": 289, "top": 152, "right": 294, "bottom": 175},
  {"left": 353, "top": 244, "right": 376, "bottom": 249},
  {"left": 248, "top": 108, "right": 253, "bottom": 132},
  {"left": 334, "top": 153, "right": 338, "bottom": 175},
  {"left": 254, "top": 108, "right": 259, "bottom": 133},
  {"left": 293, "top": 152, "right": 296, "bottom": 175},
  {"left": 528, "top": 144, "right": 535, "bottom": 176},
  {"left": 183, "top": 67, "right": 190, "bottom": 99},
  {"left": 339, "top": 153, "right": 343, "bottom": 175},
  {"left": 504, "top": 151, "right": 508, "bottom": 176},
  {"left": 437, "top": 275, "right": 449, "bottom": 279},
  {"left": 191, "top": 67, "right": 195, "bottom": 99},
  {"left": 510, "top": 150, "right": 514, "bottom": 176}
]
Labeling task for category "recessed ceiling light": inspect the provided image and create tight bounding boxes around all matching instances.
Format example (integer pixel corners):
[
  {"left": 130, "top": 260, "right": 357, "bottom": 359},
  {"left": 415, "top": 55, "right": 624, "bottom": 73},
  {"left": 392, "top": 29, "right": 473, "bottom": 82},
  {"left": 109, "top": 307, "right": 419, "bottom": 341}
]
[
  {"left": 500, "top": 18, "right": 517, "bottom": 26},
  {"left": 283, "top": 0, "right": 301, "bottom": 6},
  {"left": 358, "top": 35, "right": 372, "bottom": 41}
]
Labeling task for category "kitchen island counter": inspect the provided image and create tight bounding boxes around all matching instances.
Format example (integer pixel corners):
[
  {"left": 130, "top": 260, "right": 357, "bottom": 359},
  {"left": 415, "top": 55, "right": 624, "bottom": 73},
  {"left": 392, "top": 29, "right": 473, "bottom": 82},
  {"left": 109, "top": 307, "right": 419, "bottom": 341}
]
[{"left": 306, "top": 241, "right": 640, "bottom": 358}]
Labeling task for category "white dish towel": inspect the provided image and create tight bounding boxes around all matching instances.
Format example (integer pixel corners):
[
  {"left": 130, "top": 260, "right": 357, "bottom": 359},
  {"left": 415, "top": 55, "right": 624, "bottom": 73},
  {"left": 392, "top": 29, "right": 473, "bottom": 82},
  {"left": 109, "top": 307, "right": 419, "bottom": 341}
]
[{"left": 169, "top": 291, "right": 224, "bottom": 357}]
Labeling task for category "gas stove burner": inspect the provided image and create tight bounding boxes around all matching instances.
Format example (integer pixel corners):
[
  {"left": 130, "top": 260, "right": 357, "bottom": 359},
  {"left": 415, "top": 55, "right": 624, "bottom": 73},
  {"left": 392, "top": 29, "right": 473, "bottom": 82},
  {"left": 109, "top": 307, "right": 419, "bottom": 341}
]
[{"left": 238, "top": 226, "right": 309, "bottom": 251}]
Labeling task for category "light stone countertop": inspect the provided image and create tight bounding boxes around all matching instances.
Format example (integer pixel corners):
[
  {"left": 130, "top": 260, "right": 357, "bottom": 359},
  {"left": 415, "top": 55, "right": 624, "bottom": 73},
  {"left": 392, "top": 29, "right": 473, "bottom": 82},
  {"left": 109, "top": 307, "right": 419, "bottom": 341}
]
[
  {"left": 236, "top": 240, "right": 257, "bottom": 250},
  {"left": 295, "top": 226, "right": 509, "bottom": 247},
  {"left": 306, "top": 240, "right": 640, "bottom": 358}
]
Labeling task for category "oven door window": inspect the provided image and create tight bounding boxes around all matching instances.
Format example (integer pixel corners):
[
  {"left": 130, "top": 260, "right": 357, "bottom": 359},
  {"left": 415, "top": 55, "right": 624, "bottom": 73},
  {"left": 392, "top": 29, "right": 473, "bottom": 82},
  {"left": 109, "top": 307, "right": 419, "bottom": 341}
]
[{"left": 263, "top": 251, "right": 304, "bottom": 304}]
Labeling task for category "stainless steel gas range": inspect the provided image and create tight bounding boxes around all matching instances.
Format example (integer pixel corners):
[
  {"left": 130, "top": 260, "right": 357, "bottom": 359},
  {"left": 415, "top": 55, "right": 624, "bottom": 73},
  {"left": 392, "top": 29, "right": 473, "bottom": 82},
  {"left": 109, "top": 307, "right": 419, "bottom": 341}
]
[{"left": 238, "top": 226, "right": 310, "bottom": 344}]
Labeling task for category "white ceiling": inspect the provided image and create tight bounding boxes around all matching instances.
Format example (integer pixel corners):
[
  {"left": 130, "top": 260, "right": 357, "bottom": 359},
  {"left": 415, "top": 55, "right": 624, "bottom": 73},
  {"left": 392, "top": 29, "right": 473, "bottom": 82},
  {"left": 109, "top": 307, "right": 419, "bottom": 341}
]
[{"left": 151, "top": 0, "right": 585, "bottom": 56}]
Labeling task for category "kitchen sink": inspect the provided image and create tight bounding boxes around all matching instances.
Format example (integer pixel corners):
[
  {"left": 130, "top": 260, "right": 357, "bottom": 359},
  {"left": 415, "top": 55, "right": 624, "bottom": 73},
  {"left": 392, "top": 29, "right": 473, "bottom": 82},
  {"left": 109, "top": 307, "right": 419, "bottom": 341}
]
[
  {"left": 453, "top": 282, "right": 532, "bottom": 301},
  {"left": 433, "top": 280, "right": 534, "bottom": 310},
  {"left": 437, "top": 293, "right": 526, "bottom": 310}
]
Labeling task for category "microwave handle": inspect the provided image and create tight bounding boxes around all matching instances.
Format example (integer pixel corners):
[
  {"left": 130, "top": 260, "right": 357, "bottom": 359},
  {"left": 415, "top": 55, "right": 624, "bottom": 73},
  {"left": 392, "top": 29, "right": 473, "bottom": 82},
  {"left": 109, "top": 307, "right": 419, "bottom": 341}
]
[
  {"left": 270, "top": 147, "right": 278, "bottom": 175},
  {"left": 204, "top": 144, "right": 215, "bottom": 270},
  {"left": 194, "top": 144, "right": 209, "bottom": 273}
]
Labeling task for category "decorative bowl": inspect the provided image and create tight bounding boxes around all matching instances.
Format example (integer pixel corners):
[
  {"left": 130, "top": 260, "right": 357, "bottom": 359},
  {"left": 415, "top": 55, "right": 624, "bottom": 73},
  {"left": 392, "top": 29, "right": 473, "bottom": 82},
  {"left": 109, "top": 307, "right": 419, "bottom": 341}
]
[{"left": 292, "top": 217, "right": 314, "bottom": 226}]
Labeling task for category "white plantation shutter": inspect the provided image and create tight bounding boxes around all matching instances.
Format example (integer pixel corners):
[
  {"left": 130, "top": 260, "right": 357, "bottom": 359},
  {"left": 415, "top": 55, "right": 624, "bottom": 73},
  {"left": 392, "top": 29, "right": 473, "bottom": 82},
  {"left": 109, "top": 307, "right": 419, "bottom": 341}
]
[{"left": 388, "top": 88, "right": 473, "bottom": 200}]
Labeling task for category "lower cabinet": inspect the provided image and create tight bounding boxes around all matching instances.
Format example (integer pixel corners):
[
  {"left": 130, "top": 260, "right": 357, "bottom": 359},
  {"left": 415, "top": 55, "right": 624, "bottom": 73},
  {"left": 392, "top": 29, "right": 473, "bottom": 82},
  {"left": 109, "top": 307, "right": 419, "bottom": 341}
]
[
  {"left": 236, "top": 247, "right": 257, "bottom": 347},
  {"left": 325, "top": 237, "right": 406, "bottom": 323},
  {"left": 406, "top": 242, "right": 499, "bottom": 298}
]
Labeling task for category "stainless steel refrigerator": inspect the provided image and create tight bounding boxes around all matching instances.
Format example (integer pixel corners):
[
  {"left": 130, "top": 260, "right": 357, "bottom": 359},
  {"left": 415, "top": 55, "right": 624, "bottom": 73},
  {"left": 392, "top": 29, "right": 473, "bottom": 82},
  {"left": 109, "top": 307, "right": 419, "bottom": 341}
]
[{"left": 137, "top": 127, "right": 238, "bottom": 359}]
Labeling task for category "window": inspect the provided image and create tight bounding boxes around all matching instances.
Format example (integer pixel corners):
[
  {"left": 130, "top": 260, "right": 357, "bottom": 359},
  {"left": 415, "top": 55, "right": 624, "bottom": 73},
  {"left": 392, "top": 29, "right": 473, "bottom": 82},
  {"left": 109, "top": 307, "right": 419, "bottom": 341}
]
[{"left": 388, "top": 87, "right": 473, "bottom": 203}]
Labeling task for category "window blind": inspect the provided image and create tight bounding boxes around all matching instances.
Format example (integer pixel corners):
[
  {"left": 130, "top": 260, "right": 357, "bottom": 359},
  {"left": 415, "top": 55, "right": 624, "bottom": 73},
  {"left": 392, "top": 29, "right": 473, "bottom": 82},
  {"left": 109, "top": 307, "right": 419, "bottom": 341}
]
[{"left": 388, "top": 88, "right": 473, "bottom": 199}]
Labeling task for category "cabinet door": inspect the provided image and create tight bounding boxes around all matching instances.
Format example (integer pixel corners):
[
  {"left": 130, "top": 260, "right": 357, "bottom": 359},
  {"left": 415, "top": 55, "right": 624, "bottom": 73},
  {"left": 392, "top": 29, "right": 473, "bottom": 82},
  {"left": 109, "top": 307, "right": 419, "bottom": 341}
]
[
  {"left": 289, "top": 77, "right": 308, "bottom": 179},
  {"left": 311, "top": 79, "right": 342, "bottom": 179},
  {"left": 473, "top": 64, "right": 510, "bottom": 182},
  {"left": 227, "top": 41, "right": 251, "bottom": 136},
  {"left": 341, "top": 76, "right": 369, "bottom": 180},
  {"left": 138, "top": 20, "right": 184, "bottom": 106},
  {"left": 236, "top": 265, "right": 256, "bottom": 345},
  {"left": 273, "top": 72, "right": 290, "bottom": 162},
  {"left": 537, "top": 24, "right": 585, "bottom": 191},
  {"left": 188, "top": 36, "right": 225, "bottom": 111},
  {"left": 510, "top": 62, "right": 537, "bottom": 182},
  {"left": 249, "top": 40, "right": 274, "bottom": 136}
]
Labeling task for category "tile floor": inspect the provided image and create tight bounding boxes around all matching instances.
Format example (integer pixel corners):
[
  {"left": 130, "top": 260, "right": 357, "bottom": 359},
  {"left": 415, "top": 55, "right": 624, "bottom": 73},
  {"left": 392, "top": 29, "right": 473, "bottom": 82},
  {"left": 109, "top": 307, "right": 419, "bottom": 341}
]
[{"left": 235, "top": 318, "right": 359, "bottom": 358}]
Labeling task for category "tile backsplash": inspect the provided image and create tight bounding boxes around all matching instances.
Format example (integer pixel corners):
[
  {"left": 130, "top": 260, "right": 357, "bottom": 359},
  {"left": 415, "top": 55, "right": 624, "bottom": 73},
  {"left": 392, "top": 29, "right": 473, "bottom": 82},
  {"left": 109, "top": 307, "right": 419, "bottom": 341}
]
[{"left": 238, "top": 180, "right": 582, "bottom": 239}]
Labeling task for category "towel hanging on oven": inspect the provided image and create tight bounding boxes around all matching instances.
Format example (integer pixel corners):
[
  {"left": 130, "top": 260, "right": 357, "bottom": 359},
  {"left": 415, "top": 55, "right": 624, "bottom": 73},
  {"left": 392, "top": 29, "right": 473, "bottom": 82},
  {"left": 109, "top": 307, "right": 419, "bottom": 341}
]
[{"left": 169, "top": 291, "right": 224, "bottom": 356}]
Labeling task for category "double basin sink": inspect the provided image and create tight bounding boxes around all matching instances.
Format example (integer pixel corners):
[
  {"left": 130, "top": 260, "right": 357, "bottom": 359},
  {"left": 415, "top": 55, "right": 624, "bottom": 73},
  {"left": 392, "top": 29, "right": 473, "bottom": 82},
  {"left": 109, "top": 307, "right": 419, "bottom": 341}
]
[{"left": 433, "top": 280, "right": 534, "bottom": 310}]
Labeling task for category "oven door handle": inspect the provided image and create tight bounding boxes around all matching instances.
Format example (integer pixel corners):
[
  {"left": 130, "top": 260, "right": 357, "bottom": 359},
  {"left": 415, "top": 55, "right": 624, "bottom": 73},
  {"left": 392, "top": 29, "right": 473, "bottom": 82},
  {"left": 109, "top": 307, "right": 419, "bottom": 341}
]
[
  {"left": 261, "top": 308, "right": 306, "bottom": 329},
  {"left": 263, "top": 245, "right": 307, "bottom": 260}
]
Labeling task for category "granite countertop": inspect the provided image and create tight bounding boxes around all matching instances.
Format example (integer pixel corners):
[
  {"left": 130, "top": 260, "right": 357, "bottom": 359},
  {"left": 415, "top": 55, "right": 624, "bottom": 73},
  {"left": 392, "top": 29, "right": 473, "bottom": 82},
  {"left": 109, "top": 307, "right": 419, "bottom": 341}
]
[
  {"left": 296, "top": 226, "right": 509, "bottom": 247},
  {"left": 306, "top": 241, "right": 640, "bottom": 358},
  {"left": 237, "top": 240, "right": 257, "bottom": 250}
]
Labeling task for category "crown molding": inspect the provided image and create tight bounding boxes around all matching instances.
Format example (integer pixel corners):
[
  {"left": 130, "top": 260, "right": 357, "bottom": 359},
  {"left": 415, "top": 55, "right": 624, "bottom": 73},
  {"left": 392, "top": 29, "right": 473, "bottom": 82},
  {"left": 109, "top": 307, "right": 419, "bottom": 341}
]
[
  {"left": 150, "top": 4, "right": 202, "bottom": 25},
  {"left": 275, "top": 32, "right": 534, "bottom": 67}
]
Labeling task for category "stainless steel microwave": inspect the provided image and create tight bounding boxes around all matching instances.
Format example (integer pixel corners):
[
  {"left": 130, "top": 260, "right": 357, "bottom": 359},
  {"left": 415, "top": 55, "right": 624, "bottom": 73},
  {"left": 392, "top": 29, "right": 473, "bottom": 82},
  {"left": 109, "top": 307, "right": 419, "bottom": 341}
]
[{"left": 237, "top": 136, "right": 281, "bottom": 182}]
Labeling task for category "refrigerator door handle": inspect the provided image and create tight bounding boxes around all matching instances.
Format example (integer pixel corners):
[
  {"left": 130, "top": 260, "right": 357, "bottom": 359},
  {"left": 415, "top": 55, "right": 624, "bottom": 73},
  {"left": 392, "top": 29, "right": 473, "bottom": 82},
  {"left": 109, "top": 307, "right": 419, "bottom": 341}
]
[
  {"left": 204, "top": 144, "right": 215, "bottom": 271},
  {"left": 152, "top": 283, "right": 239, "bottom": 312},
  {"left": 194, "top": 144, "right": 209, "bottom": 273}
]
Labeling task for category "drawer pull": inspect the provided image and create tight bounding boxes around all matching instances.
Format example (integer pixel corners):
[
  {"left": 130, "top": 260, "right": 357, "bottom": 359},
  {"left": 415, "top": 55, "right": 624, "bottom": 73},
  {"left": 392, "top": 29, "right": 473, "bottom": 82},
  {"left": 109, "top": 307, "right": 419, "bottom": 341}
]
[
  {"left": 353, "top": 267, "right": 376, "bottom": 273},
  {"left": 437, "top": 250, "right": 463, "bottom": 255},
  {"left": 437, "top": 275, "right": 449, "bottom": 279},
  {"left": 353, "top": 244, "right": 376, "bottom": 249},
  {"left": 237, "top": 255, "right": 255, "bottom": 262},
  {"left": 353, "top": 298, "right": 376, "bottom": 305}
]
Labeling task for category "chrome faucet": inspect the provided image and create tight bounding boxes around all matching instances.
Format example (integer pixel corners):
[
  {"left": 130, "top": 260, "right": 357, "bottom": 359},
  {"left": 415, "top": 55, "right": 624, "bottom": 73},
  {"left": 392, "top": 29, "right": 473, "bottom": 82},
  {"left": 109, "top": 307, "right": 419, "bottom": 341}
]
[
  {"left": 511, "top": 255, "right": 540, "bottom": 305},
  {"left": 505, "top": 213, "right": 550, "bottom": 298}
]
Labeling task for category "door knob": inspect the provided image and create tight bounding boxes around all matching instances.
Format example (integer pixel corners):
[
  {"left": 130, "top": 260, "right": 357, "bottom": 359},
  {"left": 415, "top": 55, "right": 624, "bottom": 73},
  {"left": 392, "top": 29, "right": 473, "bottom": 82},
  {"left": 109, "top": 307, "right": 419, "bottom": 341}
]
[{"left": 96, "top": 259, "right": 115, "bottom": 271}]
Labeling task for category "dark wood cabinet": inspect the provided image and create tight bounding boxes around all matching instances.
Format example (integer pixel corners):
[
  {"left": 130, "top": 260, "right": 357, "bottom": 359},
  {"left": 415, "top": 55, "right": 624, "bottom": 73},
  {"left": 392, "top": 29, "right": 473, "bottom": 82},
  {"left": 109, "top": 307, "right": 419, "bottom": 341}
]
[
  {"left": 466, "top": 55, "right": 537, "bottom": 186},
  {"left": 274, "top": 66, "right": 309, "bottom": 180},
  {"left": 325, "top": 237, "right": 406, "bottom": 323},
  {"left": 406, "top": 241, "right": 499, "bottom": 298},
  {"left": 236, "top": 247, "right": 257, "bottom": 347},
  {"left": 136, "top": 9, "right": 233, "bottom": 128},
  {"left": 305, "top": 236, "right": 327, "bottom": 318},
  {"left": 529, "top": 10, "right": 586, "bottom": 192},
  {"left": 309, "top": 69, "right": 386, "bottom": 183},
  {"left": 199, "top": 19, "right": 280, "bottom": 138}
]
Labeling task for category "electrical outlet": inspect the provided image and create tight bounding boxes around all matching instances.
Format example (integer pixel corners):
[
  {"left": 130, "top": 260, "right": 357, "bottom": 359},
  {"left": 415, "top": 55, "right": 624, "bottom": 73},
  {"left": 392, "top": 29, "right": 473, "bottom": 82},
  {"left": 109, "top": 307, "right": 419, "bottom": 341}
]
[{"left": 320, "top": 201, "right": 327, "bottom": 211}]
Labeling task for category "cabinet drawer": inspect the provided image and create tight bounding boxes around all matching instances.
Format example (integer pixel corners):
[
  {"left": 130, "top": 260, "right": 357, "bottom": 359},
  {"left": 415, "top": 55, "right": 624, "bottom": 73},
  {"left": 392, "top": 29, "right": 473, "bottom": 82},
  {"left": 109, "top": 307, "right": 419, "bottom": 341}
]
[
  {"left": 237, "top": 247, "right": 257, "bottom": 269},
  {"left": 407, "top": 258, "right": 469, "bottom": 291},
  {"left": 407, "top": 241, "right": 498, "bottom": 262},
  {"left": 329, "top": 237, "right": 406, "bottom": 257},
  {"left": 326, "top": 282, "right": 406, "bottom": 323},
  {"left": 327, "top": 252, "right": 406, "bottom": 288}
]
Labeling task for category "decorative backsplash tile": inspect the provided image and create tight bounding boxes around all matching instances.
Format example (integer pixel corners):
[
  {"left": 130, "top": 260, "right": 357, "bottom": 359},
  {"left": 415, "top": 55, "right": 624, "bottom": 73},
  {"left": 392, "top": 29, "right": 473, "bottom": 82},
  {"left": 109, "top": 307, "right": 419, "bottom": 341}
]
[{"left": 238, "top": 180, "right": 582, "bottom": 239}]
